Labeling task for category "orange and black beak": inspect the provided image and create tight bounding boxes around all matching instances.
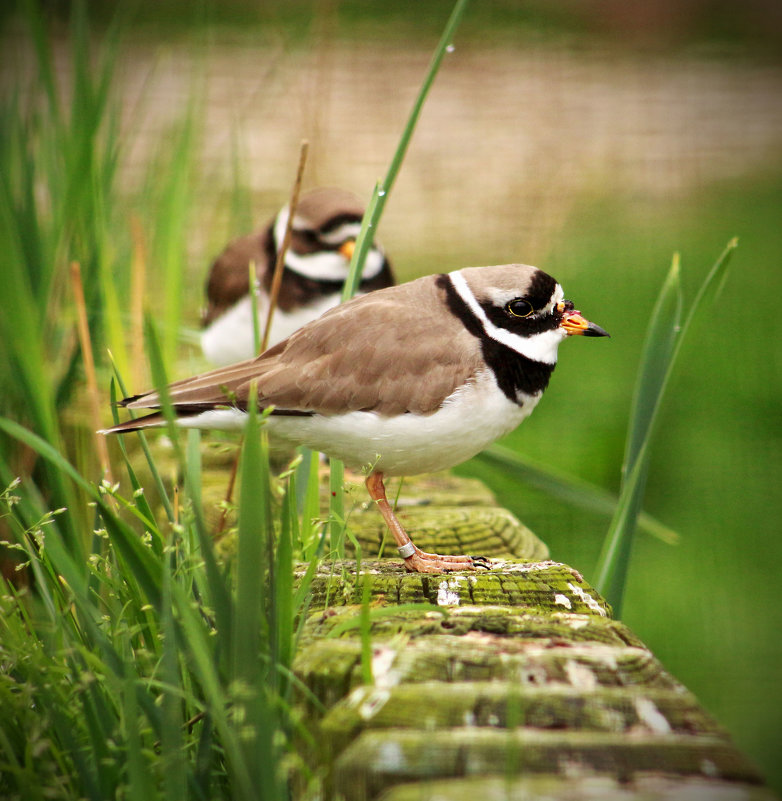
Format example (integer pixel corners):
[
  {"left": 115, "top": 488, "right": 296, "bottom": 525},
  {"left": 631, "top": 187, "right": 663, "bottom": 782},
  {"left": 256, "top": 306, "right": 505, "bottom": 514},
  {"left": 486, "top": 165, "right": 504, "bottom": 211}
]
[
  {"left": 558, "top": 301, "right": 610, "bottom": 338},
  {"left": 338, "top": 239, "right": 356, "bottom": 260}
]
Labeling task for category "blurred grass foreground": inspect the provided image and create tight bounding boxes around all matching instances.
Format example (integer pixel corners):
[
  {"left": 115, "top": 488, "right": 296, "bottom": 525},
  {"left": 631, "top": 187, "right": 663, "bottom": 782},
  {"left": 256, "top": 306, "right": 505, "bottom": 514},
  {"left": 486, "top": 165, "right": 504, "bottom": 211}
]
[{"left": 1, "top": 0, "right": 782, "bottom": 798}]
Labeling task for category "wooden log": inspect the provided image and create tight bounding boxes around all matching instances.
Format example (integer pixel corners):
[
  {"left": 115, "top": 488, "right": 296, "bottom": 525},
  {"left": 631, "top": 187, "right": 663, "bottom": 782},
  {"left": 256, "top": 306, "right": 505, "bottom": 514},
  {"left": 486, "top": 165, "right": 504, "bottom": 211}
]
[
  {"left": 293, "top": 557, "right": 775, "bottom": 800},
  {"left": 146, "top": 451, "right": 774, "bottom": 800}
]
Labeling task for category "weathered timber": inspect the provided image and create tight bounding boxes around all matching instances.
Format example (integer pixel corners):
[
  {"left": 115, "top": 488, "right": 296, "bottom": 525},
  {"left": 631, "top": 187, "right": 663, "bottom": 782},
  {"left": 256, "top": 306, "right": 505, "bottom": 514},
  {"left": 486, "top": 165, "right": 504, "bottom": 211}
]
[
  {"left": 346, "top": 505, "right": 548, "bottom": 561},
  {"left": 341, "top": 472, "right": 549, "bottom": 561},
  {"left": 382, "top": 776, "right": 777, "bottom": 801},
  {"left": 186, "top": 451, "right": 550, "bottom": 561},
  {"left": 292, "top": 557, "right": 776, "bottom": 800},
  {"left": 299, "top": 559, "right": 598, "bottom": 614},
  {"left": 133, "top": 445, "right": 774, "bottom": 800}
]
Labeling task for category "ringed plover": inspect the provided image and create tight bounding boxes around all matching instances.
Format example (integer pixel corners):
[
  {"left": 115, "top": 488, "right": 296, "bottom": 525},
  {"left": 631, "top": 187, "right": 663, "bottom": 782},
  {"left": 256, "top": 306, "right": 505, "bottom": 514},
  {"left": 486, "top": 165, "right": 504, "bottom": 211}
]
[
  {"left": 201, "top": 186, "right": 394, "bottom": 365},
  {"left": 105, "top": 263, "right": 608, "bottom": 573}
]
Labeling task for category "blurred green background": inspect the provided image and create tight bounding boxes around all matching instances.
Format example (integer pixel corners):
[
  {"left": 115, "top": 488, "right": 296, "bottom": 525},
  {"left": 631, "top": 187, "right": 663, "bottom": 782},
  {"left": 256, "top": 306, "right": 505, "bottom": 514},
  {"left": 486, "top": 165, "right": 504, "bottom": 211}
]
[{"left": 2, "top": 0, "right": 781, "bottom": 792}]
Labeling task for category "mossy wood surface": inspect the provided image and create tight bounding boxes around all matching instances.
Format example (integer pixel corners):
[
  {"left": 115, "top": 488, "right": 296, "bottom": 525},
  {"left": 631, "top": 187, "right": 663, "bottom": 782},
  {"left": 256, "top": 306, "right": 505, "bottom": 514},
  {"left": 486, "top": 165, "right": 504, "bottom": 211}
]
[
  {"left": 289, "top": 475, "right": 775, "bottom": 800},
  {"left": 139, "top": 448, "right": 773, "bottom": 799},
  {"left": 156, "top": 446, "right": 549, "bottom": 561},
  {"left": 339, "top": 472, "right": 549, "bottom": 561}
]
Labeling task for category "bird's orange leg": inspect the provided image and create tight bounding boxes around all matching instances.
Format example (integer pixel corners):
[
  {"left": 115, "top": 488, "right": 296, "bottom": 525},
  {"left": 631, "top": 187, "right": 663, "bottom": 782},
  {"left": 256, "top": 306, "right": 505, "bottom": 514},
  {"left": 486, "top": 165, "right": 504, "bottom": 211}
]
[{"left": 365, "top": 472, "right": 490, "bottom": 573}]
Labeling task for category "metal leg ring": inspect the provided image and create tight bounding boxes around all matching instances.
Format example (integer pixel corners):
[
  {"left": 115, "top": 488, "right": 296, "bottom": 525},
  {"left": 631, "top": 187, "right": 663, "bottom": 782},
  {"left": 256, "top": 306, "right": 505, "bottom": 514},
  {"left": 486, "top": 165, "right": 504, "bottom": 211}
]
[{"left": 397, "top": 542, "right": 416, "bottom": 558}]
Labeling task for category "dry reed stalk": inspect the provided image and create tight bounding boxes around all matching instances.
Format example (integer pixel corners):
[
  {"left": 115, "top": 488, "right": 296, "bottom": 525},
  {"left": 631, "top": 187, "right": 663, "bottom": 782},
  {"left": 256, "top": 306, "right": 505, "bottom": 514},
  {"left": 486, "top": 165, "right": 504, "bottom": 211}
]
[
  {"left": 216, "top": 141, "right": 310, "bottom": 535},
  {"left": 260, "top": 139, "right": 309, "bottom": 353},
  {"left": 130, "top": 214, "right": 148, "bottom": 390},
  {"left": 70, "top": 260, "right": 113, "bottom": 483}
]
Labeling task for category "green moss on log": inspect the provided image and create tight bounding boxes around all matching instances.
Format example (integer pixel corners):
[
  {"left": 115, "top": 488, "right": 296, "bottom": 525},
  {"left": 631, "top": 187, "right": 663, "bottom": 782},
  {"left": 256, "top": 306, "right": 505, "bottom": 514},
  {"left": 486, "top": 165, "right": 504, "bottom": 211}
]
[
  {"left": 319, "top": 682, "right": 724, "bottom": 760},
  {"left": 379, "top": 775, "right": 779, "bottom": 801},
  {"left": 297, "top": 559, "right": 606, "bottom": 615},
  {"left": 333, "top": 729, "right": 763, "bottom": 801},
  {"left": 291, "top": 558, "right": 770, "bottom": 800},
  {"left": 345, "top": 505, "right": 548, "bottom": 560}
]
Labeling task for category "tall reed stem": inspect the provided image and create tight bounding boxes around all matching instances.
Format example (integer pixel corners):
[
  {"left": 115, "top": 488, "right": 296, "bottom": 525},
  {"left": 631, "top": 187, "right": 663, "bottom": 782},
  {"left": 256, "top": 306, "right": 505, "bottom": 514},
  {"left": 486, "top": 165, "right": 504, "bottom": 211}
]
[
  {"left": 71, "top": 260, "right": 113, "bottom": 482},
  {"left": 341, "top": 0, "right": 471, "bottom": 300},
  {"left": 261, "top": 140, "right": 310, "bottom": 353}
]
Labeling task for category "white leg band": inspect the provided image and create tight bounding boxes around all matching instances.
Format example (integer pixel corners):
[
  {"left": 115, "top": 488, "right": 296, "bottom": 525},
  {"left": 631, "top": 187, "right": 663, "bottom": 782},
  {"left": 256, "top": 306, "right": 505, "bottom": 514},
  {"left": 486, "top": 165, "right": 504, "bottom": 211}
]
[{"left": 397, "top": 542, "right": 416, "bottom": 558}]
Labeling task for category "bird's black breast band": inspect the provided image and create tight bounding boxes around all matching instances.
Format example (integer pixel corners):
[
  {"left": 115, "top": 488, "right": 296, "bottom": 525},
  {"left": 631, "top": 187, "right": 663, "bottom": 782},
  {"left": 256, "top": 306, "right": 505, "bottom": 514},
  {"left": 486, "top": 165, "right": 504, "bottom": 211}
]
[{"left": 435, "top": 274, "right": 556, "bottom": 403}]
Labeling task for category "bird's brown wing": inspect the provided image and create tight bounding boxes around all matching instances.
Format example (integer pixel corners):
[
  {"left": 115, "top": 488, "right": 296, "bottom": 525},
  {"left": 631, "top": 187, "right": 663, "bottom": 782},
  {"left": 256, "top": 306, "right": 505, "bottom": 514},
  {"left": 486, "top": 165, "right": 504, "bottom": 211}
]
[
  {"left": 127, "top": 275, "right": 482, "bottom": 417},
  {"left": 201, "top": 226, "right": 273, "bottom": 325}
]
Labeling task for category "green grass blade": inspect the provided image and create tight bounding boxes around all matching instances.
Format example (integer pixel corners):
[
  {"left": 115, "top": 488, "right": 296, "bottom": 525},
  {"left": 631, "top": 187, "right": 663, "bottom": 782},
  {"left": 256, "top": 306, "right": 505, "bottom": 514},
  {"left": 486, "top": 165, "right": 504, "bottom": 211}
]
[
  {"left": 273, "top": 482, "right": 295, "bottom": 696},
  {"left": 2, "top": 462, "right": 167, "bottom": 759},
  {"left": 185, "top": 428, "right": 204, "bottom": 543},
  {"left": 99, "top": 506, "right": 166, "bottom": 611},
  {"left": 109, "top": 377, "right": 161, "bottom": 545},
  {"left": 341, "top": 183, "right": 383, "bottom": 302},
  {"left": 594, "top": 240, "right": 738, "bottom": 613},
  {"left": 331, "top": 0, "right": 472, "bottom": 554},
  {"left": 109, "top": 354, "right": 176, "bottom": 524},
  {"left": 286, "top": 466, "right": 302, "bottom": 554},
  {"left": 231, "top": 393, "right": 286, "bottom": 796},
  {"left": 300, "top": 449, "right": 323, "bottom": 560},
  {"left": 0, "top": 474, "right": 71, "bottom": 626},
  {"left": 344, "top": 525, "right": 363, "bottom": 580},
  {"left": 383, "top": 0, "right": 471, "bottom": 196},
  {"left": 340, "top": 0, "right": 471, "bottom": 303},
  {"left": 0, "top": 166, "right": 83, "bottom": 549},
  {"left": 329, "top": 458, "right": 345, "bottom": 558},
  {"left": 593, "top": 441, "right": 651, "bottom": 615},
  {"left": 292, "top": 531, "right": 327, "bottom": 615},
  {"left": 143, "top": 312, "right": 184, "bottom": 468},
  {"left": 475, "top": 444, "right": 679, "bottom": 544},
  {"left": 232, "top": 395, "right": 270, "bottom": 687},
  {"left": 123, "top": 666, "right": 155, "bottom": 801},
  {"left": 621, "top": 255, "right": 684, "bottom": 485},
  {"left": 19, "top": 0, "right": 63, "bottom": 124},
  {"left": 669, "top": 238, "right": 738, "bottom": 379},
  {"left": 593, "top": 256, "right": 683, "bottom": 612},
  {"left": 293, "top": 445, "right": 312, "bottom": 513},
  {"left": 359, "top": 576, "right": 373, "bottom": 686},
  {"left": 160, "top": 534, "right": 188, "bottom": 801},
  {"left": 0, "top": 417, "right": 164, "bottom": 609},
  {"left": 249, "top": 259, "right": 261, "bottom": 356},
  {"left": 0, "top": 419, "right": 91, "bottom": 595},
  {"left": 183, "top": 428, "right": 233, "bottom": 644},
  {"left": 150, "top": 104, "right": 198, "bottom": 368},
  {"left": 52, "top": 696, "right": 106, "bottom": 801},
  {"left": 167, "top": 580, "right": 255, "bottom": 800}
]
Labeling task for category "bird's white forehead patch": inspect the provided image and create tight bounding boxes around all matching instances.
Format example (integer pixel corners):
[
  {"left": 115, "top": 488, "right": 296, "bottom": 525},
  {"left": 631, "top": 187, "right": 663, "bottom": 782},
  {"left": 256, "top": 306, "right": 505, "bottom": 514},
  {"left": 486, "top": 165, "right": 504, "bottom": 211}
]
[
  {"left": 485, "top": 287, "right": 524, "bottom": 307},
  {"left": 485, "top": 282, "right": 564, "bottom": 314}
]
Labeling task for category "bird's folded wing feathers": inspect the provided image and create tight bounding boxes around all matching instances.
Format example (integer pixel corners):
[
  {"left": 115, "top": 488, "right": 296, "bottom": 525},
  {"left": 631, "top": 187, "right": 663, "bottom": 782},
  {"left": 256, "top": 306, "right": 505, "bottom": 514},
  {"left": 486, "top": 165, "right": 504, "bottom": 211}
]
[
  {"left": 125, "top": 276, "right": 482, "bottom": 418},
  {"left": 202, "top": 227, "right": 272, "bottom": 325}
]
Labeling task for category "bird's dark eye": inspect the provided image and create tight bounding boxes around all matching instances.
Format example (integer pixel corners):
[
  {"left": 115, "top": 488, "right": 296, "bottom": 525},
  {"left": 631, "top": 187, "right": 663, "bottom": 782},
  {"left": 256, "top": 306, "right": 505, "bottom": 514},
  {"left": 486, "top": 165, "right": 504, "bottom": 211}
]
[
  {"left": 300, "top": 229, "right": 319, "bottom": 244},
  {"left": 506, "top": 299, "right": 534, "bottom": 318}
]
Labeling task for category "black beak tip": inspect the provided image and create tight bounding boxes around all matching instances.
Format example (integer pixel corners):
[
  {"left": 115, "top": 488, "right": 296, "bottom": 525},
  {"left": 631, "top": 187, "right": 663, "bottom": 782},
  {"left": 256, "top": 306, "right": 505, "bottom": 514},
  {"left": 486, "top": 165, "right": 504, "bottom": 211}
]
[{"left": 584, "top": 322, "right": 610, "bottom": 338}]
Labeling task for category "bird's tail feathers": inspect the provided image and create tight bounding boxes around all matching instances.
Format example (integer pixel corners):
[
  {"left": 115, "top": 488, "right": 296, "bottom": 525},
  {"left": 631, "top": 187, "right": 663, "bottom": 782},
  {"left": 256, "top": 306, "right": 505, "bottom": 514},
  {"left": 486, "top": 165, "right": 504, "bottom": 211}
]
[{"left": 99, "top": 412, "right": 167, "bottom": 435}]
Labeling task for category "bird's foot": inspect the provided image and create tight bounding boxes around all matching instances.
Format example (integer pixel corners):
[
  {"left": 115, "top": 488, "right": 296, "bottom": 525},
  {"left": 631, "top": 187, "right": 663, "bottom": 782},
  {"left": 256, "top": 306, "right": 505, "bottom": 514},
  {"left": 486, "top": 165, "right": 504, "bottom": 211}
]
[{"left": 401, "top": 546, "right": 492, "bottom": 574}]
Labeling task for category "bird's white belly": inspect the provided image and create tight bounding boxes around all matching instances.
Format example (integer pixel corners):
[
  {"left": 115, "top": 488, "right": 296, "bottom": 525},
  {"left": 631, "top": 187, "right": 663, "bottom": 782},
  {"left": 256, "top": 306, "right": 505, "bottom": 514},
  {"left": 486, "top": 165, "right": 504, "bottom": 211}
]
[
  {"left": 266, "top": 375, "right": 539, "bottom": 476},
  {"left": 200, "top": 293, "right": 343, "bottom": 366}
]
